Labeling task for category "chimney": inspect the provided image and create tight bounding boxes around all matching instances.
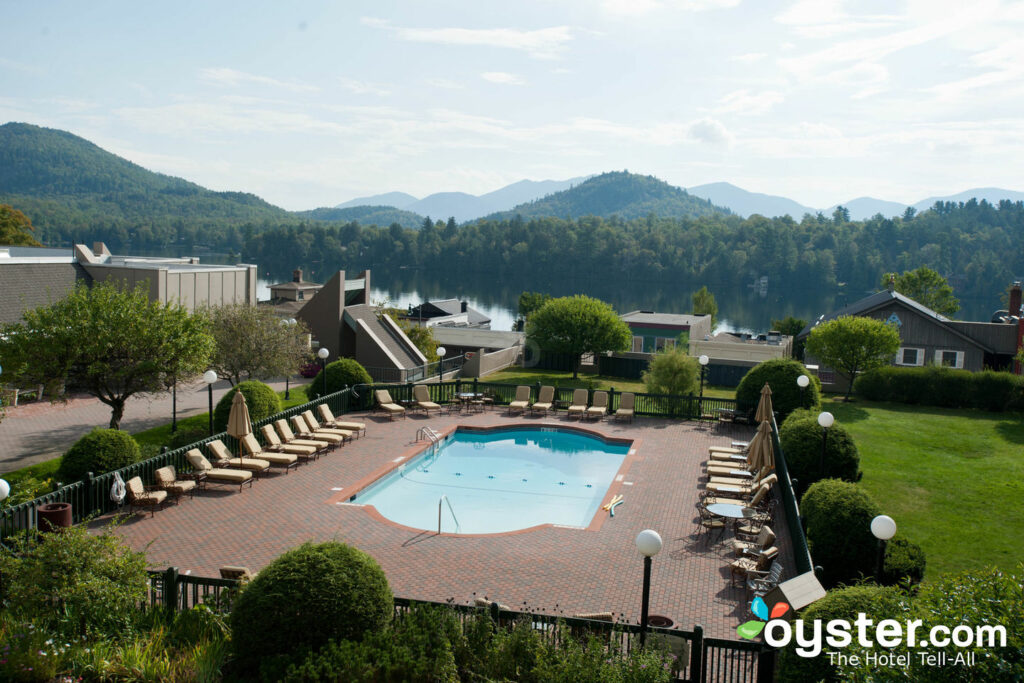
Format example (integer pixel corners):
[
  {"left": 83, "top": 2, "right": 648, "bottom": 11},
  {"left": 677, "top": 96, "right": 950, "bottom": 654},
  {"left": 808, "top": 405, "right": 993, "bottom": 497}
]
[
  {"left": 887, "top": 275, "right": 895, "bottom": 293},
  {"left": 461, "top": 301, "right": 468, "bottom": 313},
  {"left": 1010, "top": 281, "right": 1022, "bottom": 317},
  {"left": 293, "top": 268, "right": 303, "bottom": 283}
]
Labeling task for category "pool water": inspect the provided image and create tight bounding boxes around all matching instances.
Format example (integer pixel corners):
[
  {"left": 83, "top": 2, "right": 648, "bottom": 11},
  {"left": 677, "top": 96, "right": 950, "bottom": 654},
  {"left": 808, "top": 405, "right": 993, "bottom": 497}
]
[{"left": 354, "top": 427, "right": 631, "bottom": 534}]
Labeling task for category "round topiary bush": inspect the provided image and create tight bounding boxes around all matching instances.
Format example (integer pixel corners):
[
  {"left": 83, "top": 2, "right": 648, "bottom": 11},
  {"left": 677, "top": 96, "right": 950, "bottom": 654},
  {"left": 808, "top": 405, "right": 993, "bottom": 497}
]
[
  {"left": 735, "top": 358, "right": 819, "bottom": 421},
  {"left": 777, "top": 584, "right": 906, "bottom": 683},
  {"left": 57, "top": 428, "right": 142, "bottom": 483},
  {"left": 230, "top": 541, "right": 393, "bottom": 673},
  {"left": 801, "top": 479, "right": 881, "bottom": 588},
  {"left": 779, "top": 415, "right": 860, "bottom": 497},
  {"left": 307, "top": 358, "right": 373, "bottom": 401},
  {"left": 879, "top": 536, "right": 926, "bottom": 587},
  {"left": 213, "top": 380, "right": 281, "bottom": 433}
]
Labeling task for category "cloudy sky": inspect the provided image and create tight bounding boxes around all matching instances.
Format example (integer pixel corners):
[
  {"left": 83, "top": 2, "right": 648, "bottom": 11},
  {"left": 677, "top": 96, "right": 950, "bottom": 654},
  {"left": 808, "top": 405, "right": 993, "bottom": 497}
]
[{"left": 3, "top": 0, "right": 1023, "bottom": 210}]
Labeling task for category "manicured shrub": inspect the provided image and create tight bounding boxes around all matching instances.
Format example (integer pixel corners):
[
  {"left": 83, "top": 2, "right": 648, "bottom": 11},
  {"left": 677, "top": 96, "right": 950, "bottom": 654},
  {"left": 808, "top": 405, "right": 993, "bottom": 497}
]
[
  {"left": 879, "top": 536, "right": 926, "bottom": 587},
  {"left": 306, "top": 358, "right": 373, "bottom": 401},
  {"left": 735, "top": 358, "right": 820, "bottom": 421},
  {"left": 854, "top": 365, "right": 1024, "bottom": 411},
  {"left": 779, "top": 414, "right": 860, "bottom": 497},
  {"left": 801, "top": 479, "right": 881, "bottom": 588},
  {"left": 0, "top": 524, "right": 148, "bottom": 640},
  {"left": 213, "top": 380, "right": 281, "bottom": 433},
  {"left": 57, "top": 428, "right": 142, "bottom": 483},
  {"left": 777, "top": 584, "right": 908, "bottom": 683},
  {"left": 230, "top": 541, "right": 393, "bottom": 676}
]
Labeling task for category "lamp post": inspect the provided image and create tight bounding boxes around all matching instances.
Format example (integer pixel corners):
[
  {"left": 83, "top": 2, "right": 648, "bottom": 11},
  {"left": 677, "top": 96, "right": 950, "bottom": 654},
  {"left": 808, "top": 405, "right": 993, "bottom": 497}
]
[
  {"left": 871, "top": 515, "right": 897, "bottom": 583},
  {"left": 171, "top": 378, "right": 178, "bottom": 433},
  {"left": 283, "top": 318, "right": 297, "bottom": 399},
  {"left": 635, "top": 529, "right": 663, "bottom": 648},
  {"left": 817, "top": 411, "right": 834, "bottom": 477},
  {"left": 318, "top": 347, "right": 330, "bottom": 397},
  {"left": 437, "top": 346, "right": 447, "bottom": 380},
  {"left": 203, "top": 370, "right": 218, "bottom": 436},
  {"left": 797, "top": 373, "right": 810, "bottom": 407},
  {"left": 698, "top": 354, "right": 709, "bottom": 399}
]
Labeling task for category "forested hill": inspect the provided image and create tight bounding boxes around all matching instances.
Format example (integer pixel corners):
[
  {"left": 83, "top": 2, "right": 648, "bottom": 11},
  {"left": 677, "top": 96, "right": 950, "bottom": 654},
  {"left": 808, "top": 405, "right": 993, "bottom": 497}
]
[
  {"left": 0, "top": 122, "right": 296, "bottom": 247},
  {"left": 484, "top": 171, "right": 728, "bottom": 221},
  {"left": 297, "top": 205, "right": 425, "bottom": 230}
]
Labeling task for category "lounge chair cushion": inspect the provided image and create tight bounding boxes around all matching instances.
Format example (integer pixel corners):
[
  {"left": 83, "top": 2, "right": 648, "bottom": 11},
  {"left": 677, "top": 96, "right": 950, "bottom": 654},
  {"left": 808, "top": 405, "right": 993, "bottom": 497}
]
[
  {"left": 185, "top": 449, "right": 253, "bottom": 483},
  {"left": 154, "top": 466, "right": 197, "bottom": 498},
  {"left": 126, "top": 476, "right": 167, "bottom": 505}
]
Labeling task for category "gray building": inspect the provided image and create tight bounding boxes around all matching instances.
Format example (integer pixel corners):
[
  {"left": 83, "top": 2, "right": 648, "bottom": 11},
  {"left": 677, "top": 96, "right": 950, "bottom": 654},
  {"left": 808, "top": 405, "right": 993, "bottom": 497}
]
[
  {"left": 0, "top": 242, "right": 257, "bottom": 324},
  {"left": 797, "top": 282, "right": 1021, "bottom": 392}
]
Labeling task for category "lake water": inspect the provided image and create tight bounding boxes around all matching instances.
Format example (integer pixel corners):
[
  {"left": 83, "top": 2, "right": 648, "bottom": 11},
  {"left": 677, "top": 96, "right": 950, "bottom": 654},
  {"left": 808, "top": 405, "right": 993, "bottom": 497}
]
[{"left": 176, "top": 251, "right": 1000, "bottom": 333}]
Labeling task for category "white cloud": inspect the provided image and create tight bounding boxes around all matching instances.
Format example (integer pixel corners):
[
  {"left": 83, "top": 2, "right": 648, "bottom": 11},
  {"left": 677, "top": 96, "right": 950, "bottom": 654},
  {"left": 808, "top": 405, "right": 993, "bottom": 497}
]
[
  {"left": 338, "top": 78, "right": 391, "bottom": 96},
  {"left": 425, "top": 78, "right": 464, "bottom": 89},
  {"left": 0, "top": 57, "right": 45, "bottom": 75},
  {"left": 603, "top": 0, "right": 740, "bottom": 14},
  {"left": 715, "top": 89, "right": 785, "bottom": 115},
  {"left": 481, "top": 72, "right": 527, "bottom": 85},
  {"left": 688, "top": 118, "right": 734, "bottom": 145},
  {"left": 731, "top": 52, "right": 767, "bottom": 64},
  {"left": 362, "top": 18, "right": 573, "bottom": 60},
  {"left": 198, "top": 67, "right": 319, "bottom": 93},
  {"left": 775, "top": 0, "right": 901, "bottom": 38}
]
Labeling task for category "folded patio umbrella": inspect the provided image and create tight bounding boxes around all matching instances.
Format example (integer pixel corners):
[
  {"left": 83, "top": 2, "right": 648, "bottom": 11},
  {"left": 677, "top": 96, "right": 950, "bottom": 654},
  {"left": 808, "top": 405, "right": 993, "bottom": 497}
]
[
  {"left": 746, "top": 420, "right": 774, "bottom": 473},
  {"left": 227, "top": 391, "right": 253, "bottom": 459},
  {"left": 754, "top": 383, "right": 774, "bottom": 424}
]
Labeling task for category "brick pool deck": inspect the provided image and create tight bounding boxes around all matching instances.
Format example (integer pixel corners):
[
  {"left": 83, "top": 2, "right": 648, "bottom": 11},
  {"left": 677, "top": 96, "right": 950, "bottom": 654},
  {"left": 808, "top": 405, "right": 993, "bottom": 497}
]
[{"left": 106, "top": 409, "right": 795, "bottom": 639}]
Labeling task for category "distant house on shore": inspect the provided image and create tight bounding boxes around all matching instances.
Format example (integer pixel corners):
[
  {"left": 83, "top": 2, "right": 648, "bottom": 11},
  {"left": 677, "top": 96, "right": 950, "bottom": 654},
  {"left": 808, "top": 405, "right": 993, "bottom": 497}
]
[
  {"left": 619, "top": 310, "right": 712, "bottom": 353},
  {"left": 0, "top": 242, "right": 257, "bottom": 324},
  {"left": 403, "top": 299, "right": 491, "bottom": 329},
  {"left": 796, "top": 281, "right": 1023, "bottom": 392}
]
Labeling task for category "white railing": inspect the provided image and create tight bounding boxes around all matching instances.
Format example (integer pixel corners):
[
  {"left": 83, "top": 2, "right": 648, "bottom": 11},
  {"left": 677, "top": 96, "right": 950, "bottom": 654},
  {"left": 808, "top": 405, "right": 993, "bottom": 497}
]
[{"left": 438, "top": 495, "right": 460, "bottom": 534}]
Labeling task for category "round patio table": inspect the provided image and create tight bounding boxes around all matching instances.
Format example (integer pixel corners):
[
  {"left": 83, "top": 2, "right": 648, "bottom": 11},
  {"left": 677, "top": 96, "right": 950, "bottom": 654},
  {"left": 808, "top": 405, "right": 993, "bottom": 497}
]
[{"left": 705, "top": 503, "right": 754, "bottom": 519}]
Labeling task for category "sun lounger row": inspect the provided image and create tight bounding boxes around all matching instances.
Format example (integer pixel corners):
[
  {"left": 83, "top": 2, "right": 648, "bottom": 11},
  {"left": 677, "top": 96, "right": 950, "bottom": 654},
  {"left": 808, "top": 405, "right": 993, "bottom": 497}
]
[
  {"left": 124, "top": 406, "right": 368, "bottom": 515},
  {"left": 506, "top": 386, "right": 635, "bottom": 422}
]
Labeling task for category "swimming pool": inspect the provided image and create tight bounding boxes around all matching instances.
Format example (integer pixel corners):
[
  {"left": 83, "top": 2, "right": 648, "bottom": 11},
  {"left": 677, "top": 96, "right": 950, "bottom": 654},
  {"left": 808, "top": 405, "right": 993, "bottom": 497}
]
[{"left": 353, "top": 427, "right": 633, "bottom": 534}]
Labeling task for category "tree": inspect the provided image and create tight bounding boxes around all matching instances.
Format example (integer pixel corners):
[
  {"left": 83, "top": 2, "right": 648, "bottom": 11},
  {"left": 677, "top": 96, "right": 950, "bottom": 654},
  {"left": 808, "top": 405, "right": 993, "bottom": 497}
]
[
  {"left": 518, "top": 291, "right": 552, "bottom": 318},
  {"left": 881, "top": 266, "right": 959, "bottom": 316},
  {"left": 691, "top": 286, "right": 718, "bottom": 330},
  {"left": 772, "top": 315, "right": 809, "bottom": 359},
  {"left": 805, "top": 316, "right": 901, "bottom": 400},
  {"left": 526, "top": 295, "right": 632, "bottom": 379},
  {"left": 0, "top": 282, "right": 214, "bottom": 428},
  {"left": 205, "top": 304, "right": 311, "bottom": 385},
  {"left": 0, "top": 204, "right": 42, "bottom": 246},
  {"left": 642, "top": 346, "right": 699, "bottom": 396}
]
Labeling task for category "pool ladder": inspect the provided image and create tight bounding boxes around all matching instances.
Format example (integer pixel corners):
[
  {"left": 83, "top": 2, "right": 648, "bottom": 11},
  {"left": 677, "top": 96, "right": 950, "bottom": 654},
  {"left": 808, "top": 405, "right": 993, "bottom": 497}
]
[
  {"left": 417, "top": 427, "right": 441, "bottom": 444},
  {"left": 438, "top": 495, "right": 460, "bottom": 534}
]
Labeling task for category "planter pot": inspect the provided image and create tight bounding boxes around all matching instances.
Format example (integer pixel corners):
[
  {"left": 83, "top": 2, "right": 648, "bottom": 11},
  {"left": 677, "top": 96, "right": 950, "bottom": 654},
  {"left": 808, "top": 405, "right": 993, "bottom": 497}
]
[
  {"left": 37, "top": 502, "right": 72, "bottom": 532},
  {"left": 647, "top": 614, "right": 675, "bottom": 629}
]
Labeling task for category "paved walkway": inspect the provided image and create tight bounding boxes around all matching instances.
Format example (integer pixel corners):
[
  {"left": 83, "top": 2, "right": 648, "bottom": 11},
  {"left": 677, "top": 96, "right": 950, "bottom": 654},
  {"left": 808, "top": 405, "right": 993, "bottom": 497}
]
[
  {"left": 0, "top": 377, "right": 312, "bottom": 474},
  {"left": 103, "top": 410, "right": 792, "bottom": 640}
]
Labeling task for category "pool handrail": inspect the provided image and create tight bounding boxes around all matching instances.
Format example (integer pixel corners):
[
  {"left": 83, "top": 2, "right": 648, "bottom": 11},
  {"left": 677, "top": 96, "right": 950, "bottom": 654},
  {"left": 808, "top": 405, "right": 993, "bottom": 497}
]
[{"left": 438, "top": 494, "right": 460, "bottom": 534}]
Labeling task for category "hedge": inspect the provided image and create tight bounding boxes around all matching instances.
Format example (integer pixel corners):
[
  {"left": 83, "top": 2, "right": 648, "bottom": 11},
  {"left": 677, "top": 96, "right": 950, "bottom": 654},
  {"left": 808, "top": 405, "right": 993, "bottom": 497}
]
[
  {"left": 735, "top": 358, "right": 820, "bottom": 421},
  {"left": 306, "top": 358, "right": 373, "bottom": 401},
  {"left": 779, "top": 413, "right": 860, "bottom": 497},
  {"left": 801, "top": 479, "right": 881, "bottom": 588},
  {"left": 57, "top": 428, "right": 142, "bottom": 484},
  {"left": 213, "top": 381, "right": 281, "bottom": 433},
  {"left": 854, "top": 366, "right": 1024, "bottom": 411}
]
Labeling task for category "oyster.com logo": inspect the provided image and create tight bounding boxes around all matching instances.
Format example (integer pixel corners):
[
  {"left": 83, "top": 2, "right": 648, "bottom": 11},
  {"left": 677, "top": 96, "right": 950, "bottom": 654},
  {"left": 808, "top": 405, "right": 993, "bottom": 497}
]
[{"left": 737, "top": 596, "right": 790, "bottom": 640}]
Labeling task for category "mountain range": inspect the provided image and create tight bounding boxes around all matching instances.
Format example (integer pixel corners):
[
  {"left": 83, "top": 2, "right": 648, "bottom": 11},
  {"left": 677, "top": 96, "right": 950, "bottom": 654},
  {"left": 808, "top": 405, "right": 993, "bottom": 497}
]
[{"left": 2, "top": 122, "right": 1023, "bottom": 239}]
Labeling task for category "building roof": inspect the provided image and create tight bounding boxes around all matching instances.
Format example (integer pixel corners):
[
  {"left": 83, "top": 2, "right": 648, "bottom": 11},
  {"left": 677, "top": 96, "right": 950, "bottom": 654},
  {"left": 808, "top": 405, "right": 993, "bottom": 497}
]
[
  {"left": 430, "top": 327, "right": 524, "bottom": 351},
  {"left": 270, "top": 281, "right": 322, "bottom": 291},
  {"left": 408, "top": 299, "right": 490, "bottom": 326},
  {"left": 620, "top": 310, "right": 710, "bottom": 327},
  {"left": 343, "top": 304, "right": 425, "bottom": 369},
  {"left": 797, "top": 289, "right": 995, "bottom": 353}
]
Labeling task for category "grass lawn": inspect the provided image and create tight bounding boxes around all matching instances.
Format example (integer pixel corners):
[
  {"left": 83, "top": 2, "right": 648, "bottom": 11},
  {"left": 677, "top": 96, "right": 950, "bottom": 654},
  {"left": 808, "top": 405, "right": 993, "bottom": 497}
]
[
  {"left": 483, "top": 367, "right": 736, "bottom": 399},
  {"left": 824, "top": 397, "right": 1024, "bottom": 578}
]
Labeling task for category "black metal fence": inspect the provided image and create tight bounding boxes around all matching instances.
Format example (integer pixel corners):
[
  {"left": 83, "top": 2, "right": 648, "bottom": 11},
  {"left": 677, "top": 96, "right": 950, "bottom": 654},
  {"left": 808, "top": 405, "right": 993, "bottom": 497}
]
[{"left": 141, "top": 572, "right": 775, "bottom": 683}]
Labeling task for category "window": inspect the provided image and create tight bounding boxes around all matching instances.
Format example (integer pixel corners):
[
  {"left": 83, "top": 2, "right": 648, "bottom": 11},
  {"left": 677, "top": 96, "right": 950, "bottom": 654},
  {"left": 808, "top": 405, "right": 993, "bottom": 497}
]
[
  {"left": 632, "top": 336, "right": 644, "bottom": 352},
  {"left": 655, "top": 337, "right": 675, "bottom": 351},
  {"left": 297, "top": 290, "right": 305, "bottom": 301},
  {"left": 895, "top": 347, "right": 924, "bottom": 366},
  {"left": 935, "top": 350, "right": 964, "bottom": 368}
]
